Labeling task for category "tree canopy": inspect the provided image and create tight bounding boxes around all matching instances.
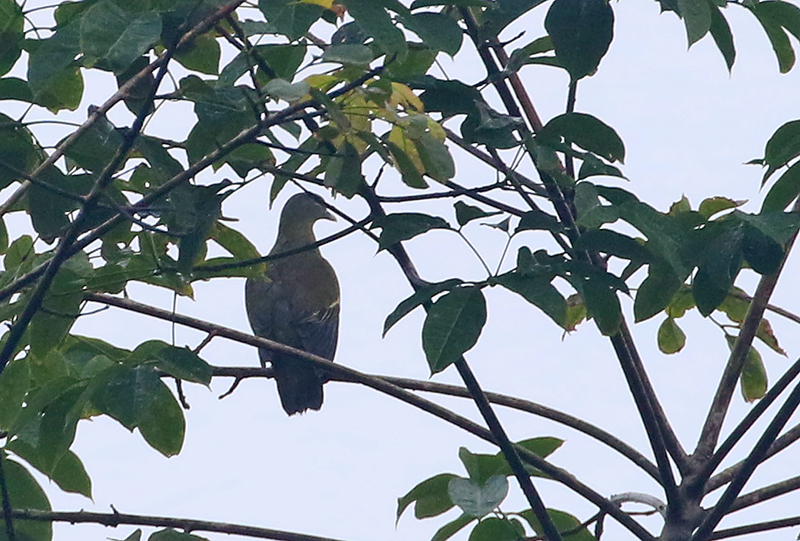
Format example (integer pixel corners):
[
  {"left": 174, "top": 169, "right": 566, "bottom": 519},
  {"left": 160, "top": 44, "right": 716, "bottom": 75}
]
[{"left": 2, "top": 0, "right": 800, "bottom": 540}]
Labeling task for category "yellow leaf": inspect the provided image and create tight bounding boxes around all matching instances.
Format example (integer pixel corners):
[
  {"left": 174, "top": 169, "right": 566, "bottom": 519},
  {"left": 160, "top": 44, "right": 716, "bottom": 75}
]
[
  {"left": 390, "top": 82, "right": 424, "bottom": 112},
  {"left": 389, "top": 125, "right": 424, "bottom": 173},
  {"left": 301, "top": 0, "right": 334, "bottom": 8}
]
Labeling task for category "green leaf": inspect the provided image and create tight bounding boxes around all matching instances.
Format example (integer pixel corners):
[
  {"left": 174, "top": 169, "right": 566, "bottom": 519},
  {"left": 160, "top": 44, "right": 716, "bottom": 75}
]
[
  {"left": 114, "top": 530, "right": 143, "bottom": 541},
  {"left": 581, "top": 274, "right": 622, "bottom": 335},
  {"left": 544, "top": 0, "right": 614, "bottom": 81},
  {"left": 657, "top": 317, "right": 687, "bottom": 354},
  {"left": 422, "top": 286, "right": 487, "bottom": 373},
  {"left": 91, "top": 364, "right": 161, "bottom": 430},
  {"left": 80, "top": 0, "right": 162, "bottom": 74},
  {"left": 479, "top": 0, "right": 549, "bottom": 41},
  {"left": 454, "top": 201, "right": 502, "bottom": 227},
  {"left": 264, "top": 78, "right": 310, "bottom": 102},
  {"left": 741, "top": 222, "right": 784, "bottom": 274},
  {"left": 740, "top": 345, "right": 767, "bottom": 402},
  {"left": 149, "top": 529, "right": 209, "bottom": 541},
  {"left": 665, "top": 285, "right": 695, "bottom": 318},
  {"left": 447, "top": 475, "right": 508, "bottom": 518},
  {"left": 0, "top": 77, "right": 33, "bottom": 103},
  {"left": 63, "top": 114, "right": 124, "bottom": 172},
  {"left": 418, "top": 78, "right": 483, "bottom": 118},
  {"left": 699, "top": 196, "right": 742, "bottom": 218},
  {"left": 718, "top": 290, "right": 749, "bottom": 323},
  {"left": 0, "top": 0, "right": 24, "bottom": 77},
  {"left": 27, "top": 20, "right": 84, "bottom": 112},
  {"left": 678, "top": 0, "right": 712, "bottom": 46},
  {"left": 0, "top": 456, "right": 52, "bottom": 541},
  {"left": 761, "top": 119, "right": 800, "bottom": 185},
  {"left": 258, "top": 0, "right": 324, "bottom": 40},
  {"left": 174, "top": 32, "right": 220, "bottom": 75},
  {"left": 210, "top": 221, "right": 262, "bottom": 261},
  {"left": 756, "top": 318, "right": 786, "bottom": 356},
  {"left": 0, "top": 113, "right": 38, "bottom": 190},
  {"left": 751, "top": 1, "right": 796, "bottom": 73},
  {"left": 457, "top": 447, "right": 505, "bottom": 484},
  {"left": 385, "top": 45, "right": 437, "bottom": 81},
  {"left": 397, "top": 473, "right": 458, "bottom": 521},
  {"left": 219, "top": 44, "right": 306, "bottom": 85},
  {"left": 515, "top": 208, "right": 564, "bottom": 233},
  {"left": 384, "top": 279, "right": 463, "bottom": 336},
  {"left": 693, "top": 223, "right": 744, "bottom": 316},
  {"left": 634, "top": 264, "right": 682, "bottom": 322},
  {"left": 137, "top": 379, "right": 185, "bottom": 457},
  {"left": 8, "top": 440, "right": 92, "bottom": 498},
  {"left": 375, "top": 212, "right": 451, "bottom": 250},
  {"left": 462, "top": 100, "right": 524, "bottom": 148},
  {"left": 574, "top": 182, "right": 619, "bottom": 229},
  {"left": 431, "top": 514, "right": 476, "bottom": 541},
  {"left": 467, "top": 517, "right": 524, "bottom": 541},
  {"left": 324, "top": 142, "right": 365, "bottom": 198},
  {"left": 763, "top": 161, "right": 800, "bottom": 211},
  {"left": 0, "top": 358, "right": 30, "bottom": 429},
  {"left": 575, "top": 229, "right": 651, "bottom": 262},
  {"left": 520, "top": 508, "right": 596, "bottom": 541},
  {"left": 29, "top": 291, "right": 83, "bottom": 358},
  {"left": 709, "top": 4, "right": 735, "bottom": 70},
  {"left": 414, "top": 132, "right": 455, "bottom": 181},
  {"left": 343, "top": 0, "right": 408, "bottom": 59},
  {"left": 404, "top": 12, "right": 463, "bottom": 56},
  {"left": 494, "top": 273, "right": 567, "bottom": 327},
  {"left": 321, "top": 44, "right": 375, "bottom": 66},
  {"left": 131, "top": 340, "right": 212, "bottom": 385},
  {"left": 734, "top": 209, "right": 800, "bottom": 246},
  {"left": 539, "top": 112, "right": 625, "bottom": 163},
  {"left": 491, "top": 437, "right": 564, "bottom": 479}
]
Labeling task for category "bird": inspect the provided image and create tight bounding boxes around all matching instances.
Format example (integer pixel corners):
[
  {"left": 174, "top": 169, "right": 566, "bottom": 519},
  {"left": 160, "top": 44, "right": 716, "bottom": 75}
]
[{"left": 245, "top": 192, "right": 340, "bottom": 415}]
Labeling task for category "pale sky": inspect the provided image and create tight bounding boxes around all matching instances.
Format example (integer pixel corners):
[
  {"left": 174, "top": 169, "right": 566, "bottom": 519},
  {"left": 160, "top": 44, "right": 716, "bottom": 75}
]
[{"left": 6, "top": 1, "right": 800, "bottom": 540}]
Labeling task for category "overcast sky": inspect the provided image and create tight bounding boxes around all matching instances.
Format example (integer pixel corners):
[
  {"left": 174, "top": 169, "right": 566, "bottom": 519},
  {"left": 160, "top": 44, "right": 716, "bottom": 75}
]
[{"left": 7, "top": 1, "right": 800, "bottom": 540}]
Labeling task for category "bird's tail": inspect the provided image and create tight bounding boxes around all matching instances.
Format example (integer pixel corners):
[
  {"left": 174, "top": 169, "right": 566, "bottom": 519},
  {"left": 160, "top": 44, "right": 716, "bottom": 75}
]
[{"left": 271, "top": 352, "right": 324, "bottom": 415}]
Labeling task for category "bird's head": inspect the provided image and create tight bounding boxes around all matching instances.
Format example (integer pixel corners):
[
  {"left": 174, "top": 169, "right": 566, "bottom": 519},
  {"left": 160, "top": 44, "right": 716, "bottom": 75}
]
[{"left": 281, "top": 192, "right": 337, "bottom": 227}]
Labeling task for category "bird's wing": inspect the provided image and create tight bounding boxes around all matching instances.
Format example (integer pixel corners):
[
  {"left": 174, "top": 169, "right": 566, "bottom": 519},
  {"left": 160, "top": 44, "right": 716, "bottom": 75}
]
[{"left": 293, "top": 300, "right": 339, "bottom": 362}]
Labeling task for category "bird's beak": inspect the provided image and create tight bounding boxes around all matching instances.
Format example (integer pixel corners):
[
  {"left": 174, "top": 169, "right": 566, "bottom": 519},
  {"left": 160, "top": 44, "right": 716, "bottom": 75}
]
[{"left": 324, "top": 209, "right": 337, "bottom": 222}]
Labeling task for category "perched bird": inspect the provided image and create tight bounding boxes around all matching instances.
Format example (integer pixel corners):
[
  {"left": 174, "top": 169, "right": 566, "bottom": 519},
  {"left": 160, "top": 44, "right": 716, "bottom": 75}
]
[{"left": 245, "top": 193, "right": 340, "bottom": 415}]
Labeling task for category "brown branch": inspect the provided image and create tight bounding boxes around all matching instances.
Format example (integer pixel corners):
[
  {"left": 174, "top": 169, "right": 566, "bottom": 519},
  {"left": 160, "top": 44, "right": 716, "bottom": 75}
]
[
  {"left": 726, "top": 475, "right": 800, "bottom": 514},
  {"left": 82, "top": 292, "right": 654, "bottom": 540},
  {"left": 0, "top": 509, "right": 347, "bottom": 541},
  {"left": 700, "top": 357, "right": 800, "bottom": 493},
  {"left": 693, "top": 198, "right": 800, "bottom": 470},
  {"left": 707, "top": 515, "right": 800, "bottom": 539},
  {"left": 210, "top": 366, "right": 658, "bottom": 480},
  {"left": 691, "top": 380, "right": 800, "bottom": 540}
]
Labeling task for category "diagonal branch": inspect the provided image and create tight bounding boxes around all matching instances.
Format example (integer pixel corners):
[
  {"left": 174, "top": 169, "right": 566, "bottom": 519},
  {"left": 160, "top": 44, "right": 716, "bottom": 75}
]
[
  {"left": 693, "top": 226, "right": 800, "bottom": 464},
  {"left": 699, "top": 356, "right": 800, "bottom": 493},
  {"left": 726, "top": 475, "right": 800, "bottom": 514},
  {"left": 83, "top": 292, "right": 655, "bottom": 540},
  {"left": 691, "top": 380, "right": 800, "bottom": 541}
]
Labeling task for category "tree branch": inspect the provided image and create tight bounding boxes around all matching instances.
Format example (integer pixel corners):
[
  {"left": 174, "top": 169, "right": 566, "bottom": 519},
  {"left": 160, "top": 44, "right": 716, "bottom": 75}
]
[
  {"left": 726, "top": 475, "right": 800, "bottom": 514},
  {"left": 82, "top": 292, "right": 655, "bottom": 541},
  {"left": 694, "top": 199, "right": 800, "bottom": 464},
  {"left": 699, "top": 356, "right": 800, "bottom": 493},
  {"left": 0, "top": 509, "right": 348, "bottom": 541},
  {"left": 691, "top": 380, "right": 800, "bottom": 540}
]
